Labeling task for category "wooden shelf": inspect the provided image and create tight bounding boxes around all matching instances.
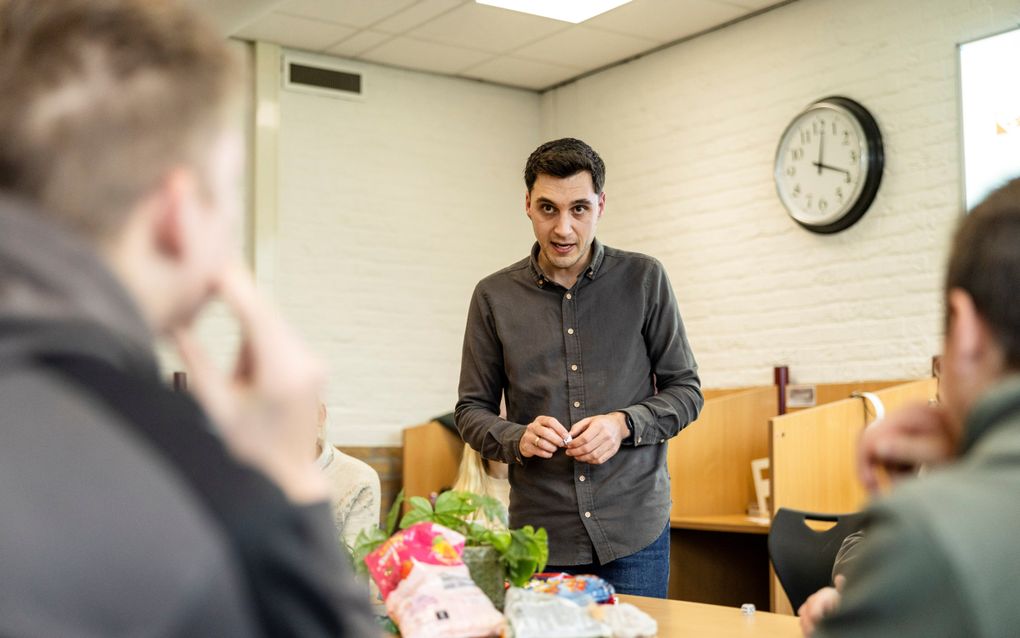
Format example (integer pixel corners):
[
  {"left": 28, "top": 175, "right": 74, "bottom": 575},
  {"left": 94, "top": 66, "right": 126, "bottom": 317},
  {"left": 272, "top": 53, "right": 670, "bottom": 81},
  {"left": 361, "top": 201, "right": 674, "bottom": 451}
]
[{"left": 670, "top": 514, "right": 770, "bottom": 535}]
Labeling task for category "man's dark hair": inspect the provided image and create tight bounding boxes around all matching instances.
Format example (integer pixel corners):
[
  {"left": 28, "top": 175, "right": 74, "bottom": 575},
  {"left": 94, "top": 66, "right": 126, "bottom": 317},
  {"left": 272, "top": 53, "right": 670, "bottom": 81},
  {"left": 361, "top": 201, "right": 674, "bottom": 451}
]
[
  {"left": 524, "top": 138, "right": 606, "bottom": 194},
  {"left": 946, "top": 177, "right": 1020, "bottom": 370}
]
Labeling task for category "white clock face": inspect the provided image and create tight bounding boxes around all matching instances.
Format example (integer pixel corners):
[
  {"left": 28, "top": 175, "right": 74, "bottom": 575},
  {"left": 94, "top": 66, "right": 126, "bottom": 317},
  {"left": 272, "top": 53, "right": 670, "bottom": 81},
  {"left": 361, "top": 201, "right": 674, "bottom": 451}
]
[{"left": 775, "top": 102, "right": 870, "bottom": 227}]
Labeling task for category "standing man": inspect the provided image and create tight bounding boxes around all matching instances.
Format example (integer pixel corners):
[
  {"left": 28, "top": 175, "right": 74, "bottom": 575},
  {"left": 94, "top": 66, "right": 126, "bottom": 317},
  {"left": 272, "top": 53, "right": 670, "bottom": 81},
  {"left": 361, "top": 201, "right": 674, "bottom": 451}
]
[
  {"left": 456, "top": 138, "right": 703, "bottom": 597},
  {"left": 0, "top": 1, "right": 375, "bottom": 635}
]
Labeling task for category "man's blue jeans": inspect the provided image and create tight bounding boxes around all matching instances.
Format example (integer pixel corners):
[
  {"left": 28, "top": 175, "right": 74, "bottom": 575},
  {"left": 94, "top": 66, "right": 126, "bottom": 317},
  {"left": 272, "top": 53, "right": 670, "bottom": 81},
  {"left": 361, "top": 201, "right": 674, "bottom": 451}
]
[{"left": 543, "top": 522, "right": 670, "bottom": 598}]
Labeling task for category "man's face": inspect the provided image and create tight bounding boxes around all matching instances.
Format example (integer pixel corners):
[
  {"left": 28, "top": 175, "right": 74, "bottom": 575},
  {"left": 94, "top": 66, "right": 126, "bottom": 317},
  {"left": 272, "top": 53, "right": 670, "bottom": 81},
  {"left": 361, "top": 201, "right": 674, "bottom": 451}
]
[
  {"left": 173, "top": 126, "right": 243, "bottom": 327},
  {"left": 525, "top": 171, "right": 605, "bottom": 281}
]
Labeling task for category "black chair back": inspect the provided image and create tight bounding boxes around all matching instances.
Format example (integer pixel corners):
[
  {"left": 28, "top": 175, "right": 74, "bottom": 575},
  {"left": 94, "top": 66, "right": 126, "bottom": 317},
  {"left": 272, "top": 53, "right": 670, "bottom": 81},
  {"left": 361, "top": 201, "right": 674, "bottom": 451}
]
[{"left": 768, "top": 508, "right": 867, "bottom": 611}]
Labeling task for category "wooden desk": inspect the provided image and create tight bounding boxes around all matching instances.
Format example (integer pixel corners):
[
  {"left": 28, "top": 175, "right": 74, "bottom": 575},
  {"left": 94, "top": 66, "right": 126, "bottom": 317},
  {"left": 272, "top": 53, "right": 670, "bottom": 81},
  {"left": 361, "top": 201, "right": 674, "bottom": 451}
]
[
  {"left": 671, "top": 514, "right": 771, "bottom": 535},
  {"left": 620, "top": 595, "right": 800, "bottom": 637}
]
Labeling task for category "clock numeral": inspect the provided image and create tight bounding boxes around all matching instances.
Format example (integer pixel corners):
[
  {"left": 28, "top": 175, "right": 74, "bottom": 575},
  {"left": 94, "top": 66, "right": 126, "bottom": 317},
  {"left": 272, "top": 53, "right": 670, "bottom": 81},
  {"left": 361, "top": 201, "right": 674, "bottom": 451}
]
[
  {"left": 793, "top": 184, "right": 801, "bottom": 197},
  {"left": 843, "top": 130, "right": 851, "bottom": 145},
  {"left": 844, "top": 173, "right": 852, "bottom": 184},
  {"left": 818, "top": 198, "right": 828, "bottom": 212},
  {"left": 836, "top": 187, "right": 844, "bottom": 202},
  {"left": 791, "top": 148, "right": 804, "bottom": 161},
  {"left": 849, "top": 150, "right": 858, "bottom": 163},
  {"left": 786, "top": 166, "right": 796, "bottom": 177},
  {"left": 832, "top": 121, "right": 837, "bottom": 135},
  {"left": 800, "top": 130, "right": 812, "bottom": 145},
  {"left": 806, "top": 194, "right": 813, "bottom": 208}
]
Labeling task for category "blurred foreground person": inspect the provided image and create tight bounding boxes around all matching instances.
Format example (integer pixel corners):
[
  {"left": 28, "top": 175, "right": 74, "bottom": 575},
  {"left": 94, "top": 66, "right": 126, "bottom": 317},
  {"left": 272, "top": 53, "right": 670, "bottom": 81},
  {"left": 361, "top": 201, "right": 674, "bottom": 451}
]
[
  {"left": 814, "top": 178, "right": 1020, "bottom": 637},
  {"left": 0, "top": 0, "right": 376, "bottom": 635}
]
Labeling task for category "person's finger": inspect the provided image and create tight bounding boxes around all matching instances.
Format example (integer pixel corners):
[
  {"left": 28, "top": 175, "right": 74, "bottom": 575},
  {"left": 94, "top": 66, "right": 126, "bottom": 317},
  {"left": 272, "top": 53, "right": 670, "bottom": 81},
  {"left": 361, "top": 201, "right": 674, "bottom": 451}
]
[
  {"left": 568, "top": 416, "right": 593, "bottom": 438},
  {"left": 173, "top": 328, "right": 231, "bottom": 428},
  {"left": 834, "top": 575, "right": 846, "bottom": 593},
  {"left": 537, "top": 415, "right": 570, "bottom": 441}
]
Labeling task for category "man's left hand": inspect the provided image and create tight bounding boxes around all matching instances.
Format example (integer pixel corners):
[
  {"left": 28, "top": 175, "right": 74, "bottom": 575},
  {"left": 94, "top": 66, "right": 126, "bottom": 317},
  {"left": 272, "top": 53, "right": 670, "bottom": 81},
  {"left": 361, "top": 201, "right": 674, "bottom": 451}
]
[{"left": 566, "top": 412, "right": 629, "bottom": 464}]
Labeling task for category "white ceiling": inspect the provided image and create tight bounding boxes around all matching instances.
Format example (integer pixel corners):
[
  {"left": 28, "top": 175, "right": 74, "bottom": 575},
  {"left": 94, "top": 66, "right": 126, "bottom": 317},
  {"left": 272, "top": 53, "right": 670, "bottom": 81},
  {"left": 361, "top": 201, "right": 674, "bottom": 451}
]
[{"left": 210, "top": 0, "right": 790, "bottom": 91}]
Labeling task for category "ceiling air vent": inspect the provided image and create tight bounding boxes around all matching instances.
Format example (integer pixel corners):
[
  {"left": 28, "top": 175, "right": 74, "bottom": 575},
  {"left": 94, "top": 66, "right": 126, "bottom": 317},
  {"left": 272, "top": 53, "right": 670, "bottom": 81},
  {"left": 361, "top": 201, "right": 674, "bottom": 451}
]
[{"left": 283, "top": 56, "right": 364, "bottom": 101}]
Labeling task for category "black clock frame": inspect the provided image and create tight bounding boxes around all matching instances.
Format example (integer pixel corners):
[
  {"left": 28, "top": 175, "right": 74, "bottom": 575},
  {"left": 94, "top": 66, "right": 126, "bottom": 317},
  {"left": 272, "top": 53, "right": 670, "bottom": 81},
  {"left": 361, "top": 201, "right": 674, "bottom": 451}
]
[{"left": 783, "top": 96, "right": 884, "bottom": 234}]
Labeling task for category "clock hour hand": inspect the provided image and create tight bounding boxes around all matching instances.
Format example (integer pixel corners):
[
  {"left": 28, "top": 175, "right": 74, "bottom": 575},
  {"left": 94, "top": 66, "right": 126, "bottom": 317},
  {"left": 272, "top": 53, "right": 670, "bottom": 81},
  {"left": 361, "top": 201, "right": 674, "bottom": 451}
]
[{"left": 812, "top": 161, "right": 849, "bottom": 177}]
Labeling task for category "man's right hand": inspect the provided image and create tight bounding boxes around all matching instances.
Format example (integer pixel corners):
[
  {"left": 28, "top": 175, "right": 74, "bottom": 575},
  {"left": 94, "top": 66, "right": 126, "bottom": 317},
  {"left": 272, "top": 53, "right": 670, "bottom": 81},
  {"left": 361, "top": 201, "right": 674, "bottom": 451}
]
[
  {"left": 519, "top": 415, "right": 570, "bottom": 459},
  {"left": 175, "top": 263, "right": 328, "bottom": 505},
  {"left": 798, "top": 576, "right": 845, "bottom": 636},
  {"left": 857, "top": 402, "right": 960, "bottom": 495}
]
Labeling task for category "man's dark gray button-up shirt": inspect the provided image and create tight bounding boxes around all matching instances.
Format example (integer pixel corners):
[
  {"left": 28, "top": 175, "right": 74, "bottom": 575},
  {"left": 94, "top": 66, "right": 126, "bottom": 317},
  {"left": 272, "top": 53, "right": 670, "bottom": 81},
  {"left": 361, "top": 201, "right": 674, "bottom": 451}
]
[{"left": 455, "top": 240, "right": 703, "bottom": 565}]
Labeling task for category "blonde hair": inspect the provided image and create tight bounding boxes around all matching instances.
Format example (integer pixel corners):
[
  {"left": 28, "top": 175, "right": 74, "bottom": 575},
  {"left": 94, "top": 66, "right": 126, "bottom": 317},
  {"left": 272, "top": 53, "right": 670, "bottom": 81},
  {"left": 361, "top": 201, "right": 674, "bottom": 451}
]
[
  {"left": 0, "top": 0, "right": 239, "bottom": 238},
  {"left": 452, "top": 443, "right": 491, "bottom": 497}
]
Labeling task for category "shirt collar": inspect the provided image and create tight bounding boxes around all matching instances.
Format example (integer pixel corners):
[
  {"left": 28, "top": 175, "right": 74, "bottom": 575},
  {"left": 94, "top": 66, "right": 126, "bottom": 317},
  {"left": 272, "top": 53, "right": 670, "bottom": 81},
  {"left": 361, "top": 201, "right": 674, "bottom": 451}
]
[
  {"left": 962, "top": 374, "right": 1020, "bottom": 453},
  {"left": 527, "top": 238, "right": 605, "bottom": 288}
]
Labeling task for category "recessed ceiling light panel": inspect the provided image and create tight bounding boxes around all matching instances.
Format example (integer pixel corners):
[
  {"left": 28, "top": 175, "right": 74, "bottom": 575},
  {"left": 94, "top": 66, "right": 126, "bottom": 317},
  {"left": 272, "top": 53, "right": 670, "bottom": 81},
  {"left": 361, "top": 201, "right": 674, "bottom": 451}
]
[{"left": 476, "top": 0, "right": 633, "bottom": 24}]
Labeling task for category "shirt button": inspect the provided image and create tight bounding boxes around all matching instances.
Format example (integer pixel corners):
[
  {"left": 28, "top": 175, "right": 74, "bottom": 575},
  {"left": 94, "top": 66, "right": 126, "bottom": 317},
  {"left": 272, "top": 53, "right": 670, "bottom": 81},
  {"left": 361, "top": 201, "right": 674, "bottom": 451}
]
[
  {"left": 538, "top": 279, "right": 544, "bottom": 286},
  {"left": 584, "top": 511, "right": 591, "bottom": 518},
  {"left": 637, "top": 437, "right": 642, "bottom": 444},
  {"left": 660, "top": 439, "right": 665, "bottom": 444},
  {"left": 578, "top": 475, "right": 585, "bottom": 482},
  {"left": 565, "top": 293, "right": 572, "bottom": 300},
  {"left": 571, "top": 364, "right": 578, "bottom": 371},
  {"left": 573, "top": 401, "right": 580, "bottom": 408},
  {"left": 567, "top": 328, "right": 574, "bottom": 335}
]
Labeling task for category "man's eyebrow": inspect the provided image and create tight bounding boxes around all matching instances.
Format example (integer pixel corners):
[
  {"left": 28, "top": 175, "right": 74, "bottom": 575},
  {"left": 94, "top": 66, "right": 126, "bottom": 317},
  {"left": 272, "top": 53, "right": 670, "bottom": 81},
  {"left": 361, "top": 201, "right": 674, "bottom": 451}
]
[{"left": 535, "top": 197, "right": 591, "bottom": 207}]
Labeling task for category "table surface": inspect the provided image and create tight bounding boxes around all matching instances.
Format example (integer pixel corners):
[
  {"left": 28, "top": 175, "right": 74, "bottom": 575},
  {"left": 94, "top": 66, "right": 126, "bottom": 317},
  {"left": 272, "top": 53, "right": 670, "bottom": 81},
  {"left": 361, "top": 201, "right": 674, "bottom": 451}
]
[
  {"left": 670, "top": 513, "right": 772, "bottom": 534},
  {"left": 620, "top": 594, "right": 800, "bottom": 637}
]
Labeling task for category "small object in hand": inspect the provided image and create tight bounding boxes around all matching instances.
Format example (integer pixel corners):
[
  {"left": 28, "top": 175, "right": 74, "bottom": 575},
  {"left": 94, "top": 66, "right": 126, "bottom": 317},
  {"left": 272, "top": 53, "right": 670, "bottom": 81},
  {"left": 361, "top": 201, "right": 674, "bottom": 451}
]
[
  {"left": 741, "top": 603, "right": 756, "bottom": 615},
  {"left": 562, "top": 434, "right": 573, "bottom": 445}
]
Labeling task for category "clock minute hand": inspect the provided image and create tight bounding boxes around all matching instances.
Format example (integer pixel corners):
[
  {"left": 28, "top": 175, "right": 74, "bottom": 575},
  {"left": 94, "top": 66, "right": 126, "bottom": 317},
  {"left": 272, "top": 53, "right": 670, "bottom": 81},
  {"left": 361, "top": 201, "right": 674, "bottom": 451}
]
[
  {"left": 817, "top": 129, "right": 824, "bottom": 175},
  {"left": 812, "top": 161, "right": 849, "bottom": 177}
]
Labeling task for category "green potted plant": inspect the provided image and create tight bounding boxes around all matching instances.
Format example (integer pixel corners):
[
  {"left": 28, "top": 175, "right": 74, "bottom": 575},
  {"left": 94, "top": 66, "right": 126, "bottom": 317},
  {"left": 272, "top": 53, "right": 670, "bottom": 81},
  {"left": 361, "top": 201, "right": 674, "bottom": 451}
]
[{"left": 351, "top": 489, "right": 548, "bottom": 610}]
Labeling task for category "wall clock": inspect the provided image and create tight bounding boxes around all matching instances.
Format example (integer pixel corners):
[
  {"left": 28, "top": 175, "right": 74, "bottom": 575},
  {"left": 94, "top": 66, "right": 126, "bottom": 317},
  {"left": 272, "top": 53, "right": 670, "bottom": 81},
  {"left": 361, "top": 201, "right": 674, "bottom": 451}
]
[{"left": 774, "top": 96, "right": 884, "bottom": 234}]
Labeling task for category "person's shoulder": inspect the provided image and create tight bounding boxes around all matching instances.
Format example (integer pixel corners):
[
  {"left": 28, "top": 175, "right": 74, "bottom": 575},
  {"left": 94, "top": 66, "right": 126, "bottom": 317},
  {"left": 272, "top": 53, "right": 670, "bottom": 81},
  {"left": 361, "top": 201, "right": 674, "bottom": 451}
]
[
  {"left": 330, "top": 449, "right": 381, "bottom": 489},
  {"left": 602, "top": 244, "right": 665, "bottom": 273},
  {"left": 476, "top": 254, "right": 531, "bottom": 288},
  {"left": 0, "top": 367, "right": 256, "bottom": 635}
]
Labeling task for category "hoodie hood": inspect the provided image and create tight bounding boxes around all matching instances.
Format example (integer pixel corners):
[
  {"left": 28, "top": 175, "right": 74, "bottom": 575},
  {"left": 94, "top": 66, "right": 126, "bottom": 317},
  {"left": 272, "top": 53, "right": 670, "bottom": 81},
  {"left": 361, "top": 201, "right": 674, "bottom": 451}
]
[{"left": 0, "top": 195, "right": 157, "bottom": 376}]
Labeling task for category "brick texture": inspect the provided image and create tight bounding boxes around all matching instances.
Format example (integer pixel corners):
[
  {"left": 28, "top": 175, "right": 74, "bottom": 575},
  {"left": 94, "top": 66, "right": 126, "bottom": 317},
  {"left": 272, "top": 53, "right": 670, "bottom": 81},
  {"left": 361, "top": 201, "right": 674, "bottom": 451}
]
[{"left": 540, "top": 0, "right": 1020, "bottom": 389}]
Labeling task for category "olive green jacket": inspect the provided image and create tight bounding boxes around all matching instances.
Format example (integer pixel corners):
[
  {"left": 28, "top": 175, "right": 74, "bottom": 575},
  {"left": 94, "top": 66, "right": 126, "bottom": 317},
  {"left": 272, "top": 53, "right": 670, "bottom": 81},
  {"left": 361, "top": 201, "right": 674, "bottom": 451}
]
[{"left": 817, "top": 376, "right": 1020, "bottom": 638}]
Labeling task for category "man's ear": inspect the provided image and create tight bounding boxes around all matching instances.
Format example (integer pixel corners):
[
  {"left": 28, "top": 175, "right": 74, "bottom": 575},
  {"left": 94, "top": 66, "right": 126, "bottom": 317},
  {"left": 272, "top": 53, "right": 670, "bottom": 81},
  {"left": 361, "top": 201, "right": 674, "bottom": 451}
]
[
  {"left": 597, "top": 191, "right": 606, "bottom": 220},
  {"left": 946, "top": 288, "right": 985, "bottom": 363},
  {"left": 525, "top": 189, "right": 532, "bottom": 216},
  {"left": 151, "top": 167, "right": 197, "bottom": 261}
]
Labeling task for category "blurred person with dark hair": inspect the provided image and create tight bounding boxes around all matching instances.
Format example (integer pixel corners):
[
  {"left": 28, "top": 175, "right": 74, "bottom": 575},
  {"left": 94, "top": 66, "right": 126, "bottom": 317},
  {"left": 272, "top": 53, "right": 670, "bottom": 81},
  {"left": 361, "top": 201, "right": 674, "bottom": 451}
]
[
  {"left": 0, "top": 0, "right": 376, "bottom": 635},
  {"left": 809, "top": 177, "right": 1020, "bottom": 638},
  {"left": 456, "top": 138, "right": 703, "bottom": 597}
]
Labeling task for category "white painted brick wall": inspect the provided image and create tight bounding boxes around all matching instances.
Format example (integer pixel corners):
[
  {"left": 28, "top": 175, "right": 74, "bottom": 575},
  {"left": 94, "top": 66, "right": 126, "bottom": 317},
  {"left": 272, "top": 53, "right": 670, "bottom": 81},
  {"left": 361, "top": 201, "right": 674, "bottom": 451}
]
[
  {"left": 276, "top": 53, "right": 539, "bottom": 446},
  {"left": 540, "top": 0, "right": 1020, "bottom": 389}
]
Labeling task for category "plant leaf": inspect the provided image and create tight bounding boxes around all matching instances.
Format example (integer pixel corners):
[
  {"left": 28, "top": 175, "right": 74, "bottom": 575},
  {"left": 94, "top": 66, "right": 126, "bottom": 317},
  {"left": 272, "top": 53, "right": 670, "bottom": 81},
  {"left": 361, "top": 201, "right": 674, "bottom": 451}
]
[
  {"left": 435, "top": 490, "right": 476, "bottom": 517},
  {"left": 385, "top": 489, "right": 404, "bottom": 535}
]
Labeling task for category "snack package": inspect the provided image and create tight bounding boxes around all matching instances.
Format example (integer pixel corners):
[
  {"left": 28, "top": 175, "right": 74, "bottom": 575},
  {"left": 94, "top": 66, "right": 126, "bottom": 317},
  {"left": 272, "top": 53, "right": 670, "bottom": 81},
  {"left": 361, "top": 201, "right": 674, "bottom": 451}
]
[
  {"left": 365, "top": 522, "right": 466, "bottom": 599},
  {"left": 503, "top": 588, "right": 610, "bottom": 638},
  {"left": 385, "top": 563, "right": 505, "bottom": 638},
  {"left": 590, "top": 602, "right": 658, "bottom": 638},
  {"left": 524, "top": 572, "right": 616, "bottom": 605}
]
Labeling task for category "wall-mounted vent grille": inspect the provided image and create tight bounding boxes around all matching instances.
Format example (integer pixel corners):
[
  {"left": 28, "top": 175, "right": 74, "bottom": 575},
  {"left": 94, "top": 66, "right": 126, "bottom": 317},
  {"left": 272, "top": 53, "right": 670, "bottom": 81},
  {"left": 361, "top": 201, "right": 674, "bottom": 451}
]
[{"left": 283, "top": 57, "right": 364, "bottom": 101}]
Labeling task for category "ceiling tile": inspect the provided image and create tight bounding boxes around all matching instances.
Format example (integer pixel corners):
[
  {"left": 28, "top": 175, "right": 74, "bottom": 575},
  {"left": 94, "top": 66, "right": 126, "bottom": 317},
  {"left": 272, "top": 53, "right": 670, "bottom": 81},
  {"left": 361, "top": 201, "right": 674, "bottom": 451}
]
[
  {"left": 408, "top": 2, "right": 570, "bottom": 54},
  {"left": 360, "top": 36, "right": 494, "bottom": 74},
  {"left": 584, "top": 0, "right": 745, "bottom": 43},
  {"left": 513, "top": 25, "right": 658, "bottom": 70},
  {"left": 461, "top": 55, "right": 581, "bottom": 90},
  {"left": 235, "top": 12, "right": 356, "bottom": 50},
  {"left": 275, "top": 0, "right": 415, "bottom": 28},
  {"left": 373, "top": 0, "right": 467, "bottom": 34},
  {"left": 326, "top": 30, "right": 393, "bottom": 57}
]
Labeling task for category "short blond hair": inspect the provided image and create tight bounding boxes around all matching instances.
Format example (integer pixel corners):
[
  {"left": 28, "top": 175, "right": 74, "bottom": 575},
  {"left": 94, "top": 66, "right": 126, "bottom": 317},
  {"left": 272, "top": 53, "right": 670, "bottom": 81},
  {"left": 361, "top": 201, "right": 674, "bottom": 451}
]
[{"left": 0, "top": 0, "right": 239, "bottom": 238}]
